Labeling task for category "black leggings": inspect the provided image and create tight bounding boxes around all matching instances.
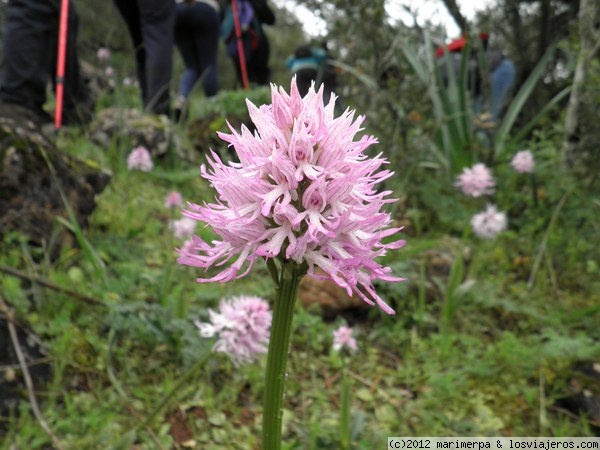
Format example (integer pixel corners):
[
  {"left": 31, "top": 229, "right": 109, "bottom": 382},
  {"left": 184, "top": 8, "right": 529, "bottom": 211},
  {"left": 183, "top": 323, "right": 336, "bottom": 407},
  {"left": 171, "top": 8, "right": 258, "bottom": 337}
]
[
  {"left": 0, "top": 0, "right": 89, "bottom": 120},
  {"left": 112, "top": 0, "right": 175, "bottom": 115}
]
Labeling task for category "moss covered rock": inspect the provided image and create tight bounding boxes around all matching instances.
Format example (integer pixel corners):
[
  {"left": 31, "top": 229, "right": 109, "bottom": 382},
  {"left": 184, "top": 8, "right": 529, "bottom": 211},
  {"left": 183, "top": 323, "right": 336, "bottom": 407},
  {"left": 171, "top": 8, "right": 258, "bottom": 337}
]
[{"left": 0, "top": 104, "right": 110, "bottom": 249}]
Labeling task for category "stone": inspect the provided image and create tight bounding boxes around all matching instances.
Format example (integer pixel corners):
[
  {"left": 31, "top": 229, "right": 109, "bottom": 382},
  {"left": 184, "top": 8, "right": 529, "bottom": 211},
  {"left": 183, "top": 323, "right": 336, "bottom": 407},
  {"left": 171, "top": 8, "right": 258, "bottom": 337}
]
[
  {"left": 90, "top": 107, "right": 183, "bottom": 159},
  {"left": 299, "top": 274, "right": 369, "bottom": 317}
]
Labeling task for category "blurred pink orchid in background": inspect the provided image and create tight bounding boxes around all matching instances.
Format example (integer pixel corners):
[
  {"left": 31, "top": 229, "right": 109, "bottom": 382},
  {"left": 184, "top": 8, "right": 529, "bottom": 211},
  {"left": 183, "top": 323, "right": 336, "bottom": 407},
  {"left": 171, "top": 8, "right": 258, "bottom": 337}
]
[
  {"left": 455, "top": 163, "right": 496, "bottom": 197},
  {"left": 127, "top": 146, "right": 153, "bottom": 172},
  {"left": 511, "top": 150, "right": 535, "bottom": 173},
  {"left": 333, "top": 325, "right": 358, "bottom": 353},
  {"left": 96, "top": 47, "right": 110, "bottom": 61},
  {"left": 178, "top": 79, "right": 406, "bottom": 314},
  {"left": 169, "top": 217, "right": 196, "bottom": 240},
  {"left": 471, "top": 204, "right": 507, "bottom": 239},
  {"left": 165, "top": 191, "right": 183, "bottom": 209},
  {"left": 195, "top": 296, "right": 272, "bottom": 365}
]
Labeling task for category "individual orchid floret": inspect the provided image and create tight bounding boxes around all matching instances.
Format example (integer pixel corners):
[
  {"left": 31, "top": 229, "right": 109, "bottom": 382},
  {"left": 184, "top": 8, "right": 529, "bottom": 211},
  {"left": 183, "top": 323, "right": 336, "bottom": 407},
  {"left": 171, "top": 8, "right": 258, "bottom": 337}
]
[
  {"left": 169, "top": 217, "right": 196, "bottom": 240},
  {"left": 511, "top": 150, "right": 535, "bottom": 173},
  {"left": 165, "top": 191, "right": 183, "bottom": 209},
  {"left": 127, "top": 146, "right": 153, "bottom": 172},
  {"left": 195, "top": 296, "right": 272, "bottom": 365},
  {"left": 333, "top": 325, "right": 358, "bottom": 353},
  {"left": 471, "top": 204, "right": 507, "bottom": 239},
  {"left": 97, "top": 47, "right": 110, "bottom": 61},
  {"left": 177, "top": 78, "right": 406, "bottom": 315},
  {"left": 455, "top": 163, "right": 496, "bottom": 197}
]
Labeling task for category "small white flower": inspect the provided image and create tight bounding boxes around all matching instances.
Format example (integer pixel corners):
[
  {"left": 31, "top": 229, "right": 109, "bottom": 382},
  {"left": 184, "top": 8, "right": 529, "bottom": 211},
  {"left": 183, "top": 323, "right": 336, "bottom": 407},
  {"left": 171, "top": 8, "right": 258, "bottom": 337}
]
[
  {"left": 333, "top": 325, "right": 358, "bottom": 353},
  {"left": 471, "top": 204, "right": 507, "bottom": 239},
  {"left": 195, "top": 297, "right": 272, "bottom": 365},
  {"left": 511, "top": 150, "right": 535, "bottom": 173}
]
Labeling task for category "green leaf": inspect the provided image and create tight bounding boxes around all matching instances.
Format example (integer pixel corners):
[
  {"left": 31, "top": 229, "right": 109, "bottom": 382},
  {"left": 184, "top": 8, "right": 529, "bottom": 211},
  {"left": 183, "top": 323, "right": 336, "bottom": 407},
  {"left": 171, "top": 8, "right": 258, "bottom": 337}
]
[{"left": 494, "top": 43, "right": 557, "bottom": 156}]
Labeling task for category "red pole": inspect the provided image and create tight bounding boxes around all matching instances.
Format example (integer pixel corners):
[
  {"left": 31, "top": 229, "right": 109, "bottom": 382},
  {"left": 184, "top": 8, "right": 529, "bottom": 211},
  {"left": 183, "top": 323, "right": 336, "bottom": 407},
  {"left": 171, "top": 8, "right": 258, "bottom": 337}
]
[
  {"left": 54, "top": 0, "right": 69, "bottom": 129},
  {"left": 231, "top": 0, "right": 250, "bottom": 91}
]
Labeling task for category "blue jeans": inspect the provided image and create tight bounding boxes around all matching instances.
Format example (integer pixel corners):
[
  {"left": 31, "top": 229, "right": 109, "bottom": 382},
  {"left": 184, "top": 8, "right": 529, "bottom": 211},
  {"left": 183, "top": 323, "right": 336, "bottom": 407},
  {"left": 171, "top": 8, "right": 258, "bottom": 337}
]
[
  {"left": 473, "top": 58, "right": 516, "bottom": 122},
  {"left": 175, "top": 2, "right": 220, "bottom": 98},
  {"left": 490, "top": 58, "right": 516, "bottom": 120}
]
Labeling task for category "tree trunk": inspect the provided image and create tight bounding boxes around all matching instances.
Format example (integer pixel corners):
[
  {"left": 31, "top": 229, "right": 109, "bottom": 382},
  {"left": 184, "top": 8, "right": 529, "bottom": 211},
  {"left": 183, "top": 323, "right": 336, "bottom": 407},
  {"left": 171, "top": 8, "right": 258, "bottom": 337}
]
[
  {"left": 440, "top": 0, "right": 469, "bottom": 35},
  {"left": 505, "top": 0, "right": 529, "bottom": 83},
  {"left": 563, "top": 0, "right": 600, "bottom": 165},
  {"left": 537, "top": 0, "right": 552, "bottom": 62}
]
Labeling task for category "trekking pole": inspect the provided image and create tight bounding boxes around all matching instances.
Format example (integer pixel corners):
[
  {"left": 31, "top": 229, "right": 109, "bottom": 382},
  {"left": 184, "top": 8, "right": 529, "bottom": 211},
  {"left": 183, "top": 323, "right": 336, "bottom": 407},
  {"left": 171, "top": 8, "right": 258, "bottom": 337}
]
[
  {"left": 54, "top": 0, "right": 69, "bottom": 130},
  {"left": 231, "top": 0, "right": 250, "bottom": 90}
]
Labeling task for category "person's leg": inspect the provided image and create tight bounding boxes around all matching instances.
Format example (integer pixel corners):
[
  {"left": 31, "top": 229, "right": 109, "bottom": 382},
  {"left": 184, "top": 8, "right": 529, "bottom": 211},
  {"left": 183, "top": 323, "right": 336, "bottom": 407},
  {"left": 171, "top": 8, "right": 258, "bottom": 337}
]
[
  {"left": 190, "top": 3, "right": 219, "bottom": 97},
  {"left": 490, "top": 58, "right": 516, "bottom": 121},
  {"left": 0, "top": 0, "right": 60, "bottom": 122},
  {"left": 249, "top": 32, "right": 270, "bottom": 86},
  {"left": 174, "top": 4, "right": 200, "bottom": 99},
  {"left": 227, "top": 34, "right": 252, "bottom": 88},
  {"left": 137, "top": 0, "right": 175, "bottom": 115},
  {"left": 112, "top": 0, "right": 146, "bottom": 104},
  {"left": 178, "top": 68, "right": 200, "bottom": 100},
  {"left": 227, "top": 39, "right": 243, "bottom": 88}
]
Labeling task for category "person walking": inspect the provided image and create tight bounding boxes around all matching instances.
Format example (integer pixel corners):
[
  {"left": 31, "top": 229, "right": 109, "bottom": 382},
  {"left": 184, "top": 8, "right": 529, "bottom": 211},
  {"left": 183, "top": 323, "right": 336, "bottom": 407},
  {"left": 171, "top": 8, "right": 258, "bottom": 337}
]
[
  {"left": 436, "top": 32, "right": 516, "bottom": 125},
  {"left": 220, "top": 0, "right": 275, "bottom": 87},
  {"left": 0, "top": 0, "right": 93, "bottom": 126},
  {"left": 173, "top": 0, "right": 223, "bottom": 121},
  {"left": 112, "top": 0, "right": 176, "bottom": 116},
  {"left": 287, "top": 44, "right": 326, "bottom": 97}
]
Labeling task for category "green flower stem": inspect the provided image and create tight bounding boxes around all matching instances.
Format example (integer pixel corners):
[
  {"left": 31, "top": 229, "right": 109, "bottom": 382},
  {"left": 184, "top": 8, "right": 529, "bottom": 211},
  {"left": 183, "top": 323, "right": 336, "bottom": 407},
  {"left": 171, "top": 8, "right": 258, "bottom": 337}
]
[
  {"left": 262, "top": 262, "right": 303, "bottom": 450},
  {"left": 531, "top": 173, "right": 539, "bottom": 209},
  {"left": 340, "top": 361, "right": 350, "bottom": 450}
]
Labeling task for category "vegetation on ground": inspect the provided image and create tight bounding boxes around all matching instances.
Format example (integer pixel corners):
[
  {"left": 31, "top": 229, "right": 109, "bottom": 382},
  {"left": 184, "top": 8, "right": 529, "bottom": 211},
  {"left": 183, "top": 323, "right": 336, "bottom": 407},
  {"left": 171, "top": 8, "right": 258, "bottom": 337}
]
[{"left": 1, "top": 0, "right": 599, "bottom": 448}]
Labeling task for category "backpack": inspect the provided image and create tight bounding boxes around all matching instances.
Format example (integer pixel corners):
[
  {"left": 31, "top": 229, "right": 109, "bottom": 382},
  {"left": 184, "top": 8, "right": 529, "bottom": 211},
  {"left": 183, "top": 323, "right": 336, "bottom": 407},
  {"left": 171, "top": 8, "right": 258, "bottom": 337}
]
[
  {"left": 220, "top": 0, "right": 262, "bottom": 58},
  {"left": 219, "top": 0, "right": 274, "bottom": 40}
]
